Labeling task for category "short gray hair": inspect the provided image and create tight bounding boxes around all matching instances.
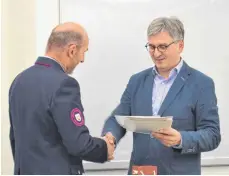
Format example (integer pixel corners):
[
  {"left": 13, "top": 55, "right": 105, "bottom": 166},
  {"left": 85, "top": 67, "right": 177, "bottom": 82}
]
[
  {"left": 147, "top": 17, "right": 184, "bottom": 40},
  {"left": 46, "top": 31, "right": 83, "bottom": 51}
]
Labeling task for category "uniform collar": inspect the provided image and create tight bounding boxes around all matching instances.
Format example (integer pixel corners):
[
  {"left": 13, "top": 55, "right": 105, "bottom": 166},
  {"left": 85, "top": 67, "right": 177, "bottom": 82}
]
[{"left": 35, "top": 56, "right": 65, "bottom": 73}]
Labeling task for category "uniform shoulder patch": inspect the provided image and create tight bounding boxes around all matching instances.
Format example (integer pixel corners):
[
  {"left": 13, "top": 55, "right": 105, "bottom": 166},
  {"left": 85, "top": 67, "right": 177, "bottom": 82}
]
[{"left": 70, "top": 108, "right": 84, "bottom": 126}]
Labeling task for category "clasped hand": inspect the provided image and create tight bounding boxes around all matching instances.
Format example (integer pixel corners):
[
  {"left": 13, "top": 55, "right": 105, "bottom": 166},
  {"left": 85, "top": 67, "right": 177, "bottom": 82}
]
[{"left": 101, "top": 132, "right": 116, "bottom": 160}]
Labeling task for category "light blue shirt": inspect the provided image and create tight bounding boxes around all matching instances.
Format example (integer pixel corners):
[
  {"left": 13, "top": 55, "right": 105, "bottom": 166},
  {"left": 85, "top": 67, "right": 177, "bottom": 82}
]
[{"left": 151, "top": 59, "right": 183, "bottom": 148}]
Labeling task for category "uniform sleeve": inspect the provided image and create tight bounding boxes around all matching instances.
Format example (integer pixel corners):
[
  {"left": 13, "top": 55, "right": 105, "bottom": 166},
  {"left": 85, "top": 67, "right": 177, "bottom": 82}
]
[{"left": 50, "top": 77, "right": 108, "bottom": 163}]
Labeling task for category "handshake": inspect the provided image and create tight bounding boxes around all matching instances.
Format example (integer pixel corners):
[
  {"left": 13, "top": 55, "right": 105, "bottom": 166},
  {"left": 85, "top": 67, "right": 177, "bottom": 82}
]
[{"left": 101, "top": 132, "right": 116, "bottom": 161}]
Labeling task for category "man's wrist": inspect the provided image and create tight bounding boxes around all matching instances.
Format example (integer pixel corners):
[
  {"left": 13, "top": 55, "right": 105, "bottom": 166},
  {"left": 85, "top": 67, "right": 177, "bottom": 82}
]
[{"left": 173, "top": 135, "right": 182, "bottom": 149}]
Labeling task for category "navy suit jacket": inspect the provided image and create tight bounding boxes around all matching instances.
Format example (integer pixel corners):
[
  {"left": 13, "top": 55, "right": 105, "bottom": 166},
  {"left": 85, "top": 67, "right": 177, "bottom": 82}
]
[
  {"left": 102, "top": 61, "right": 221, "bottom": 175},
  {"left": 9, "top": 57, "right": 108, "bottom": 175}
]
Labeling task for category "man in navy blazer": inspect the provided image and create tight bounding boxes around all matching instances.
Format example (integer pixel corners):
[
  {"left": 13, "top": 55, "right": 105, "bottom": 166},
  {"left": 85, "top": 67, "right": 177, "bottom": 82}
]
[
  {"left": 9, "top": 22, "right": 114, "bottom": 175},
  {"left": 102, "top": 17, "right": 221, "bottom": 175}
]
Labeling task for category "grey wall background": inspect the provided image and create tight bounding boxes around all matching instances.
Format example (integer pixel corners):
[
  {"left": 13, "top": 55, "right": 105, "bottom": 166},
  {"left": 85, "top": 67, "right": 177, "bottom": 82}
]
[{"left": 60, "top": 0, "right": 229, "bottom": 170}]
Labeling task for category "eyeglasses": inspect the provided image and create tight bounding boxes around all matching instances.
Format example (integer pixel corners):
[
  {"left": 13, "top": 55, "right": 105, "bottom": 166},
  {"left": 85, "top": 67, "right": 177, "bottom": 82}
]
[{"left": 145, "top": 41, "right": 178, "bottom": 53}]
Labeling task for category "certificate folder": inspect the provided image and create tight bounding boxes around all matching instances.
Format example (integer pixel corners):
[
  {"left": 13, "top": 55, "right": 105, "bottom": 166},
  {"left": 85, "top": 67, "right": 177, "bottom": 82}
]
[{"left": 115, "top": 115, "right": 173, "bottom": 134}]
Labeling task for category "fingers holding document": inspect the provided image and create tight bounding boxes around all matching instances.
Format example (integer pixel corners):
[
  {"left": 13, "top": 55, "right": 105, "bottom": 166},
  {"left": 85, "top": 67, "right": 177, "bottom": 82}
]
[{"left": 152, "top": 128, "right": 181, "bottom": 147}]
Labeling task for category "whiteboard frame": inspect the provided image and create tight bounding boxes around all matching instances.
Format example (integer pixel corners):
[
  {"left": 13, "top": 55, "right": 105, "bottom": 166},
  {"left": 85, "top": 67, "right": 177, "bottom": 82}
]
[{"left": 35, "top": 0, "right": 229, "bottom": 170}]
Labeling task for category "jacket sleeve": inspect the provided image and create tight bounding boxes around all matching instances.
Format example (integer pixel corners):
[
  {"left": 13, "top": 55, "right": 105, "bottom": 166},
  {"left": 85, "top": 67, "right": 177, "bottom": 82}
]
[
  {"left": 177, "top": 79, "right": 221, "bottom": 154},
  {"left": 50, "top": 77, "right": 108, "bottom": 163},
  {"left": 101, "top": 76, "right": 134, "bottom": 144}
]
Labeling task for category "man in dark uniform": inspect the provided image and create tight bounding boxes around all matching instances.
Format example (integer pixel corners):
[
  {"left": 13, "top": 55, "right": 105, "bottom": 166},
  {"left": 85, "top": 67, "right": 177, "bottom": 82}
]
[{"left": 9, "top": 22, "right": 114, "bottom": 175}]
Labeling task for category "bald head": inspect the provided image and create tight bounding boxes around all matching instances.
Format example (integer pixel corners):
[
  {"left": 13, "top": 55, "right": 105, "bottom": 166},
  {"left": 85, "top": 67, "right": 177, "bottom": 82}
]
[
  {"left": 53, "top": 22, "right": 86, "bottom": 33},
  {"left": 46, "top": 22, "right": 88, "bottom": 51},
  {"left": 45, "top": 22, "right": 89, "bottom": 74}
]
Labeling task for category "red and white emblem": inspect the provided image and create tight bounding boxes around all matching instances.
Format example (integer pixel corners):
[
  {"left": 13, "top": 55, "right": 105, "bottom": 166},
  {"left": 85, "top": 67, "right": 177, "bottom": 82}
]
[{"left": 70, "top": 108, "right": 84, "bottom": 126}]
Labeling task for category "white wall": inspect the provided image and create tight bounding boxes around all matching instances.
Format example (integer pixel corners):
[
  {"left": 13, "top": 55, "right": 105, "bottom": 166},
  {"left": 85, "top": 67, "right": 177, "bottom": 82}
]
[
  {"left": 1, "top": 0, "right": 36, "bottom": 174},
  {"left": 1, "top": 0, "right": 59, "bottom": 174},
  {"left": 35, "top": 0, "right": 60, "bottom": 56}
]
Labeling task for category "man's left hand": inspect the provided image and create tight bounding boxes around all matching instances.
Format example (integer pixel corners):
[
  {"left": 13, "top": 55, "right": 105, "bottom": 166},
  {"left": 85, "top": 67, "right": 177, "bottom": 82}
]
[{"left": 152, "top": 128, "right": 181, "bottom": 147}]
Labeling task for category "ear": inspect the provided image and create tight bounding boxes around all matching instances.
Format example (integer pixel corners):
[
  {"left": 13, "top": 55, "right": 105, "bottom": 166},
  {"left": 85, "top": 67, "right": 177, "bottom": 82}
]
[
  {"left": 68, "top": 44, "right": 78, "bottom": 58},
  {"left": 178, "top": 40, "right": 184, "bottom": 52}
]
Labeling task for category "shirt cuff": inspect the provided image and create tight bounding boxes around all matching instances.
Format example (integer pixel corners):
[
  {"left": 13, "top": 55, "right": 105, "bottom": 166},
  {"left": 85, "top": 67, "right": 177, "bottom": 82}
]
[
  {"left": 150, "top": 133, "right": 154, "bottom": 138},
  {"left": 172, "top": 137, "right": 182, "bottom": 149}
]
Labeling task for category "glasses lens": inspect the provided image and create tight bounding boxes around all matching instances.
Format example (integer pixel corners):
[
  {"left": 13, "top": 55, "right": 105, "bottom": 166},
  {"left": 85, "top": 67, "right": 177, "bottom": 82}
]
[{"left": 158, "top": 45, "right": 168, "bottom": 52}]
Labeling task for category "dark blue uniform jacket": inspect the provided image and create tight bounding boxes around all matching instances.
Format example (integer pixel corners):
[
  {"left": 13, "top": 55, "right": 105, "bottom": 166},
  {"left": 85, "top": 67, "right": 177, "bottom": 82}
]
[{"left": 9, "top": 57, "right": 107, "bottom": 175}]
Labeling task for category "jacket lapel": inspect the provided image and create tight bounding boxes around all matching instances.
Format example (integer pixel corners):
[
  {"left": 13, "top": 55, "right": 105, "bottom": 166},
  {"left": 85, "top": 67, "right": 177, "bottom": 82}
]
[
  {"left": 157, "top": 62, "right": 191, "bottom": 116},
  {"left": 141, "top": 70, "right": 156, "bottom": 116}
]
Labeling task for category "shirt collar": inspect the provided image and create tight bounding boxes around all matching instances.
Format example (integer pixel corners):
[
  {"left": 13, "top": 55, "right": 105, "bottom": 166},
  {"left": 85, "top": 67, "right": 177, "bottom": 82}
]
[{"left": 153, "top": 59, "right": 183, "bottom": 76}]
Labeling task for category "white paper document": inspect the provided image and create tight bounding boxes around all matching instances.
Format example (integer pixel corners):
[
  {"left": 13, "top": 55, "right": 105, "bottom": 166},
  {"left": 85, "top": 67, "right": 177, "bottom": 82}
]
[{"left": 115, "top": 115, "right": 173, "bottom": 134}]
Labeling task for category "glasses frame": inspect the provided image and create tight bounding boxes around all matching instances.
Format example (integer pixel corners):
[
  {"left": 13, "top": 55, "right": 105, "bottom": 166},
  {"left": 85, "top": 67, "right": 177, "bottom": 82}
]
[{"left": 145, "top": 40, "right": 180, "bottom": 53}]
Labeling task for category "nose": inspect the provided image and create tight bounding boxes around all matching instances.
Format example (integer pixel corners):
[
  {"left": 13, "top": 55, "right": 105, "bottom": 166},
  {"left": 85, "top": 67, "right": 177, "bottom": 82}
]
[
  {"left": 152, "top": 48, "right": 162, "bottom": 58},
  {"left": 80, "top": 54, "right": 85, "bottom": 63}
]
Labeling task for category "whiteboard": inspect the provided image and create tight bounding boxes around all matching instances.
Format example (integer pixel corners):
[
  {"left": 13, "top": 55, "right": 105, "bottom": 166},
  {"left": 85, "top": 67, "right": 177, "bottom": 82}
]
[{"left": 60, "top": 0, "right": 229, "bottom": 170}]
